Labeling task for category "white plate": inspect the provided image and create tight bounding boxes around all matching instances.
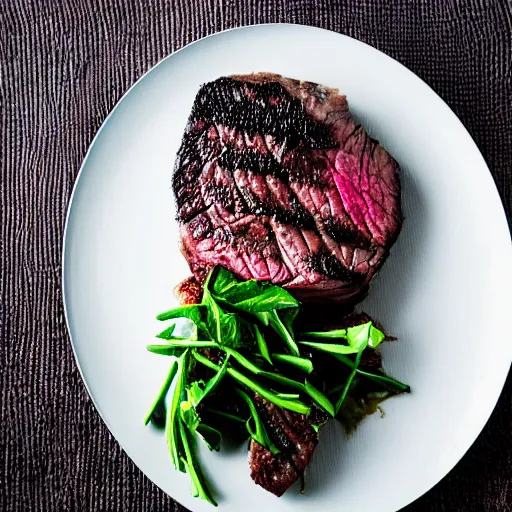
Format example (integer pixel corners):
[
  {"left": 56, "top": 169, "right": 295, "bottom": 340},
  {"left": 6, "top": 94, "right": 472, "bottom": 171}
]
[{"left": 63, "top": 24, "right": 512, "bottom": 512}]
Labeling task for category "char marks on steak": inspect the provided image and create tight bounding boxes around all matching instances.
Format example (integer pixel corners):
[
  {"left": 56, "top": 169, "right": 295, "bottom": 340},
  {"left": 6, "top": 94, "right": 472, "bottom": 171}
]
[
  {"left": 248, "top": 395, "right": 319, "bottom": 497},
  {"left": 173, "top": 73, "right": 402, "bottom": 303}
]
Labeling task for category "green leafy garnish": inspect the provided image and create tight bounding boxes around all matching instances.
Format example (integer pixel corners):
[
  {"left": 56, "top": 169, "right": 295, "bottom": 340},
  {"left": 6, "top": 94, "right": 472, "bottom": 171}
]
[{"left": 145, "top": 266, "right": 410, "bottom": 506}]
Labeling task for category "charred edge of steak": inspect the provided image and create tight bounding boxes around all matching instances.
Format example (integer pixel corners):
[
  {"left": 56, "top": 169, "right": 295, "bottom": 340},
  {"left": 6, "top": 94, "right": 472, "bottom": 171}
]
[
  {"left": 305, "top": 249, "right": 365, "bottom": 282},
  {"left": 249, "top": 396, "right": 318, "bottom": 497},
  {"left": 190, "top": 77, "right": 336, "bottom": 149}
]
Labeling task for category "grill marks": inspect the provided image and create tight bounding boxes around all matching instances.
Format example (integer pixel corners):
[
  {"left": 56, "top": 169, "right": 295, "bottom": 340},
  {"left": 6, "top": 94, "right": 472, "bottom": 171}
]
[
  {"left": 189, "top": 77, "right": 334, "bottom": 149},
  {"left": 174, "top": 76, "right": 372, "bottom": 285}
]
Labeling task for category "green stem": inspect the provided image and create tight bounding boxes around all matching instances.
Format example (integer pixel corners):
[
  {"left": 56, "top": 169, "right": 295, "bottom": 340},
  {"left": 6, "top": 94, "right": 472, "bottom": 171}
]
[
  {"left": 205, "top": 408, "right": 247, "bottom": 424},
  {"left": 335, "top": 347, "right": 364, "bottom": 414},
  {"left": 223, "top": 347, "right": 262, "bottom": 375},
  {"left": 227, "top": 367, "right": 310, "bottom": 415},
  {"left": 259, "top": 371, "right": 306, "bottom": 392},
  {"left": 192, "top": 351, "right": 310, "bottom": 415},
  {"left": 144, "top": 360, "right": 178, "bottom": 426},
  {"left": 147, "top": 341, "right": 216, "bottom": 355},
  {"left": 166, "top": 352, "right": 187, "bottom": 472},
  {"left": 271, "top": 353, "right": 313, "bottom": 374},
  {"left": 156, "top": 304, "right": 205, "bottom": 321},
  {"left": 305, "top": 380, "right": 335, "bottom": 417},
  {"left": 332, "top": 353, "right": 410, "bottom": 392},
  {"left": 254, "top": 323, "right": 272, "bottom": 365},
  {"left": 192, "top": 351, "right": 219, "bottom": 371},
  {"left": 269, "top": 310, "right": 300, "bottom": 356},
  {"left": 357, "top": 369, "right": 410, "bottom": 392},
  {"left": 179, "top": 419, "right": 217, "bottom": 506},
  {"left": 235, "top": 388, "right": 280, "bottom": 455}
]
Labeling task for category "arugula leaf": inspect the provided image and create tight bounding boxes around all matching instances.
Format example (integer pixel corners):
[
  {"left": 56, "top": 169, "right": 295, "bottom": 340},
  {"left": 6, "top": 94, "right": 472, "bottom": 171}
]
[
  {"left": 186, "top": 381, "right": 206, "bottom": 405},
  {"left": 180, "top": 358, "right": 232, "bottom": 447},
  {"left": 368, "top": 324, "right": 386, "bottom": 348},
  {"left": 345, "top": 323, "right": 371, "bottom": 350},
  {"left": 202, "top": 288, "right": 243, "bottom": 348},
  {"left": 149, "top": 266, "right": 409, "bottom": 506},
  {"left": 225, "top": 283, "right": 298, "bottom": 312},
  {"left": 206, "top": 266, "right": 298, "bottom": 314},
  {"left": 208, "top": 266, "right": 239, "bottom": 296}
]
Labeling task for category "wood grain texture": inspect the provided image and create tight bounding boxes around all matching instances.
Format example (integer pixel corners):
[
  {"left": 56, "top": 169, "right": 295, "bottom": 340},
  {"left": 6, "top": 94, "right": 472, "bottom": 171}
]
[{"left": 0, "top": 1, "right": 510, "bottom": 511}]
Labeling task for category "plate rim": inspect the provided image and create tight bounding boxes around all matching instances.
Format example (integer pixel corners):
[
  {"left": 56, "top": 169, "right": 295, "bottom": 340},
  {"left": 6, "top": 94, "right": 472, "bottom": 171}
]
[{"left": 61, "top": 23, "right": 512, "bottom": 512}]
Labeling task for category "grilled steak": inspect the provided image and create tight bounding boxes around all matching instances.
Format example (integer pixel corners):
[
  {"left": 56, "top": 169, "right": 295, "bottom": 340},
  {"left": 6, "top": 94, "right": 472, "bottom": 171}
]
[
  {"left": 173, "top": 73, "right": 402, "bottom": 304},
  {"left": 248, "top": 395, "right": 320, "bottom": 497}
]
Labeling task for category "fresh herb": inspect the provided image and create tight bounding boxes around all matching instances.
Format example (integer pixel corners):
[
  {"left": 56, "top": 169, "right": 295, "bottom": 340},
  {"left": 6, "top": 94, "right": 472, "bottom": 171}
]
[{"left": 145, "top": 266, "right": 410, "bottom": 506}]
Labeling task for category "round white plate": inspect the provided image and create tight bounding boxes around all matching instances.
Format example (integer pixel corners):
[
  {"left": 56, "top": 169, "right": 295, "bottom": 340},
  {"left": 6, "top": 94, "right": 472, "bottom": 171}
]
[{"left": 63, "top": 24, "right": 512, "bottom": 512}]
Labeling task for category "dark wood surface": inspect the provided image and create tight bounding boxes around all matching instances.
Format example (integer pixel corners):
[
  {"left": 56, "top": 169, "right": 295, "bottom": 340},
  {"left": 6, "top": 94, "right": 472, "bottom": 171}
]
[{"left": 1, "top": 1, "right": 511, "bottom": 511}]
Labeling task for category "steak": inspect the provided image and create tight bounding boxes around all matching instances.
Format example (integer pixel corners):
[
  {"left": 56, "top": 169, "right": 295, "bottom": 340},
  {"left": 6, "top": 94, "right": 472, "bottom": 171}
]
[
  {"left": 173, "top": 73, "right": 402, "bottom": 304},
  {"left": 248, "top": 395, "right": 320, "bottom": 497}
]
